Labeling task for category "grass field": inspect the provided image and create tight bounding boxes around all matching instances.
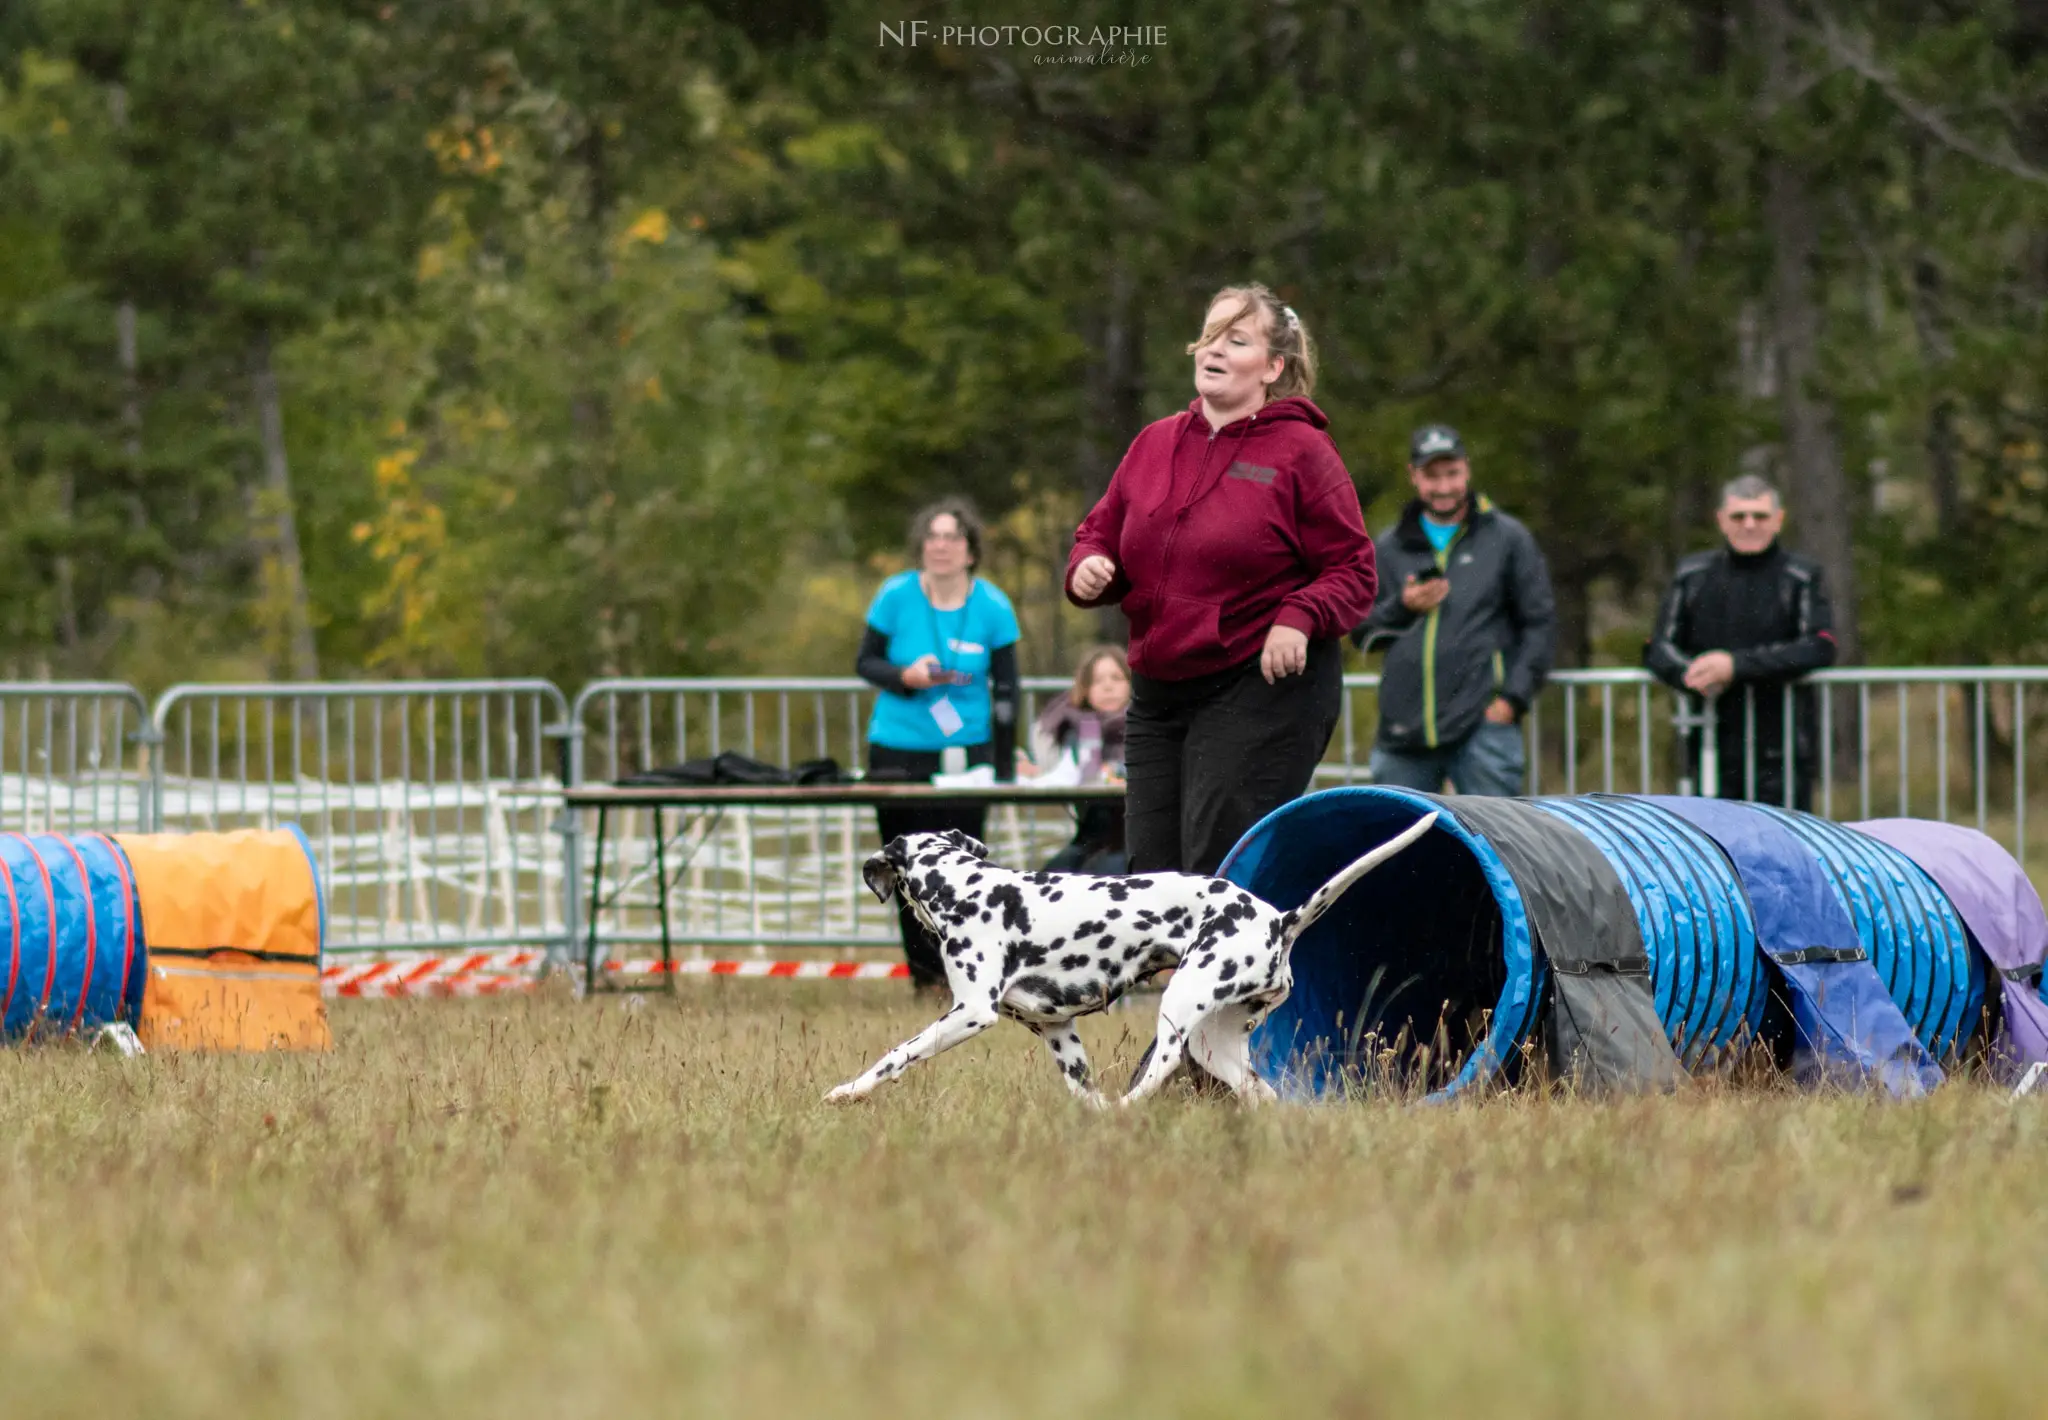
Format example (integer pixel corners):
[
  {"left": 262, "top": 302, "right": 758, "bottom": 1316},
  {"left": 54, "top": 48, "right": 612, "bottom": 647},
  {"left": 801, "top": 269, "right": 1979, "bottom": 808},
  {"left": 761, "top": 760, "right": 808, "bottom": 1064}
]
[{"left": 2, "top": 985, "right": 2045, "bottom": 1419}]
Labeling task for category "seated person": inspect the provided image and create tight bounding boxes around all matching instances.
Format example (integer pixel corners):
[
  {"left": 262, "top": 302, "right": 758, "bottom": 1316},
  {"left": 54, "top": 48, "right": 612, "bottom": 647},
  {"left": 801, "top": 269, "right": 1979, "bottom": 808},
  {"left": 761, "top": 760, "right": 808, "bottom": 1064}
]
[{"left": 1017, "top": 645, "right": 1130, "bottom": 874}]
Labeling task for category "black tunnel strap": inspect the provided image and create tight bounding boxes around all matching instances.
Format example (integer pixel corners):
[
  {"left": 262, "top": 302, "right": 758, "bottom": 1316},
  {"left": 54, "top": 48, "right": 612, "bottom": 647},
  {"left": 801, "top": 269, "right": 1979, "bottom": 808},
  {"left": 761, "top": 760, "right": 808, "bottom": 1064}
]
[
  {"left": 2002, "top": 964, "right": 2045, "bottom": 985},
  {"left": 1769, "top": 945, "right": 1867, "bottom": 966},
  {"left": 1550, "top": 954, "right": 1652, "bottom": 977},
  {"left": 148, "top": 945, "right": 318, "bottom": 965}
]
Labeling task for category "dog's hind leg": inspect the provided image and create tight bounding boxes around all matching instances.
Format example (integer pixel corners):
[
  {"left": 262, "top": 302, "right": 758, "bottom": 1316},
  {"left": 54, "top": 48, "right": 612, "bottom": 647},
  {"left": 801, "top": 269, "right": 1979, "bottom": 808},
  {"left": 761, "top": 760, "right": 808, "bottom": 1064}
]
[
  {"left": 1027, "top": 1021, "right": 1108, "bottom": 1109},
  {"left": 824, "top": 998, "right": 998, "bottom": 1102},
  {"left": 1123, "top": 968, "right": 1276, "bottom": 1107}
]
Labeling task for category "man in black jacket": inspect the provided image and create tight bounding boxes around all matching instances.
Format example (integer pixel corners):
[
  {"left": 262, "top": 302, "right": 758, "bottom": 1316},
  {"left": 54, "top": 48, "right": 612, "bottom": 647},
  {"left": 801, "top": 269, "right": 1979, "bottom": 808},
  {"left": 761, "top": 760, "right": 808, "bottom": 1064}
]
[
  {"left": 1351, "top": 425, "right": 1556, "bottom": 796},
  {"left": 1643, "top": 475, "right": 1836, "bottom": 808}
]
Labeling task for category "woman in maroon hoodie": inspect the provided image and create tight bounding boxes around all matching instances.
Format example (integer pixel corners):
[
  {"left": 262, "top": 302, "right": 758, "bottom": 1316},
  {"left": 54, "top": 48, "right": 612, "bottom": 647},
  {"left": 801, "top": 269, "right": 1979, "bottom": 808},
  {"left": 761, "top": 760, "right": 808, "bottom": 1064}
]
[{"left": 1066, "top": 284, "right": 1377, "bottom": 875}]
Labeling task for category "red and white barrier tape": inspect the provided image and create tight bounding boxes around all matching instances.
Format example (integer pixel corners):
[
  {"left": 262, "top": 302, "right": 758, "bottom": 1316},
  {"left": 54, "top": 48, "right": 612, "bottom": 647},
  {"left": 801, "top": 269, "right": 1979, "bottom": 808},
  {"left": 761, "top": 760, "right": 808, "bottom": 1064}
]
[
  {"left": 319, "top": 950, "right": 908, "bottom": 996},
  {"left": 611, "top": 958, "right": 910, "bottom": 980},
  {"left": 322, "top": 949, "right": 544, "bottom": 997}
]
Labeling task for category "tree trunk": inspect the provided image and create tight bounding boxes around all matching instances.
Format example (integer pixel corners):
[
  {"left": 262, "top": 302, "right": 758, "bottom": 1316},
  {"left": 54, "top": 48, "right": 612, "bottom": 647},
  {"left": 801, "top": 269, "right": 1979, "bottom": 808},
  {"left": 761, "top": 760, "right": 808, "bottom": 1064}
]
[
  {"left": 1076, "top": 257, "right": 1143, "bottom": 646},
  {"left": 54, "top": 478, "right": 78, "bottom": 659},
  {"left": 1754, "top": 0, "right": 1861, "bottom": 664},
  {"left": 1905, "top": 144, "right": 1961, "bottom": 540},
  {"left": 250, "top": 327, "right": 320, "bottom": 680},
  {"left": 1529, "top": 425, "right": 1589, "bottom": 668},
  {"left": 1912, "top": 258, "right": 1962, "bottom": 540},
  {"left": 111, "top": 82, "right": 159, "bottom": 604}
]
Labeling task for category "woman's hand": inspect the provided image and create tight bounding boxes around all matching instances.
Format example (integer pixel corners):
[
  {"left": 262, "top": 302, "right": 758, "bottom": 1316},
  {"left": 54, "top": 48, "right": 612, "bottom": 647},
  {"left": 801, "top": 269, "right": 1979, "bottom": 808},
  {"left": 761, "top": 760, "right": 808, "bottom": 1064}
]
[
  {"left": 1261, "top": 624, "right": 1310, "bottom": 683},
  {"left": 1071, "top": 555, "right": 1118, "bottom": 600},
  {"left": 901, "top": 654, "right": 942, "bottom": 691},
  {"left": 1014, "top": 749, "right": 1040, "bottom": 779}
]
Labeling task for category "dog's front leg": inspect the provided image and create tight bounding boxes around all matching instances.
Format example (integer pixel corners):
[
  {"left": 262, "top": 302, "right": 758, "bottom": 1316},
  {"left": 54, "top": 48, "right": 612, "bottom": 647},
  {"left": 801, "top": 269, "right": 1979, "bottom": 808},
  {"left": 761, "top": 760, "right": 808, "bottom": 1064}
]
[
  {"left": 1027, "top": 1021, "right": 1108, "bottom": 1110},
  {"left": 824, "top": 999, "right": 998, "bottom": 1103}
]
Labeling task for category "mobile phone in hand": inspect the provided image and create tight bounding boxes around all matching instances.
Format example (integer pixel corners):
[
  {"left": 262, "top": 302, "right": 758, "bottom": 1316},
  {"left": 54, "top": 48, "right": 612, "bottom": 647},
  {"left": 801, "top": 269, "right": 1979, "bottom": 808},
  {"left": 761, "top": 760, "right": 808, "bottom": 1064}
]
[{"left": 1411, "top": 566, "right": 1445, "bottom": 583}]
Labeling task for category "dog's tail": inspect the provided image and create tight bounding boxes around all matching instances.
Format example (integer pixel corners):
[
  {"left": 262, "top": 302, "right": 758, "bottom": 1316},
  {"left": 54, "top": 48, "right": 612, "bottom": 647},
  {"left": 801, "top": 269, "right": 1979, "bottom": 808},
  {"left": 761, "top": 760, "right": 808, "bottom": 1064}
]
[{"left": 1276, "top": 811, "right": 1439, "bottom": 953}]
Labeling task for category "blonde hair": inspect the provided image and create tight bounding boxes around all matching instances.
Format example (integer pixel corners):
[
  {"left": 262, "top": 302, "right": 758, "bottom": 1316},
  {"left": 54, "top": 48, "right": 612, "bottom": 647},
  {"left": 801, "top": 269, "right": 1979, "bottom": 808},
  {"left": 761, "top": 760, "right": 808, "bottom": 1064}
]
[
  {"left": 1184, "top": 283, "right": 1318, "bottom": 401},
  {"left": 1070, "top": 644, "right": 1130, "bottom": 710}
]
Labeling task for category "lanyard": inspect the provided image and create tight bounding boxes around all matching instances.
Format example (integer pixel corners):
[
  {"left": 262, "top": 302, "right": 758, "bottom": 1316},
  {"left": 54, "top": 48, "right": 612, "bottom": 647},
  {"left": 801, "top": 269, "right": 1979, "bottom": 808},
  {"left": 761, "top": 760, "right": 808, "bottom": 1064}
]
[{"left": 922, "top": 577, "right": 971, "bottom": 680}]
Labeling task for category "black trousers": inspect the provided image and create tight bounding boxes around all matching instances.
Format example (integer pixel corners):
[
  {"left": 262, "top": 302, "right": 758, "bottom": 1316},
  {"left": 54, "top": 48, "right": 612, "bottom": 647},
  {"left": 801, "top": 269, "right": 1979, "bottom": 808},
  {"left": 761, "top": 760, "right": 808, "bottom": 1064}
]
[
  {"left": 1125, "top": 640, "right": 1344, "bottom": 876},
  {"left": 867, "top": 741, "right": 992, "bottom": 988},
  {"left": 1689, "top": 735, "right": 1816, "bottom": 811}
]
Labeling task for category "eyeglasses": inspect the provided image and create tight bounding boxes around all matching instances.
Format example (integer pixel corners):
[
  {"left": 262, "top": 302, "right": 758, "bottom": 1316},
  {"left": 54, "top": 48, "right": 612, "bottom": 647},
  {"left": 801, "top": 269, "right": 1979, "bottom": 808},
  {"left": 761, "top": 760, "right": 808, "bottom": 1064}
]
[
  {"left": 1724, "top": 511, "right": 1775, "bottom": 524},
  {"left": 924, "top": 529, "right": 969, "bottom": 543}
]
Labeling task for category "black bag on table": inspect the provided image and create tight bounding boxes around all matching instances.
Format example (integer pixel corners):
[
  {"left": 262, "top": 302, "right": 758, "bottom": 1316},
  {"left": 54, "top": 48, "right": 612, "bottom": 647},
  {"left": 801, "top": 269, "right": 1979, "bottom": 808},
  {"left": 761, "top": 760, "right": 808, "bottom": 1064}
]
[{"left": 615, "top": 752, "right": 843, "bottom": 788}]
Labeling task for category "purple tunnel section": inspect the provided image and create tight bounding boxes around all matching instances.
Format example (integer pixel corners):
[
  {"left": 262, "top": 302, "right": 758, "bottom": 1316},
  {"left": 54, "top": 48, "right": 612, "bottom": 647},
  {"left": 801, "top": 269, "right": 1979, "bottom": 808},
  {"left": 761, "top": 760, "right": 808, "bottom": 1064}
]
[{"left": 1851, "top": 819, "right": 2048, "bottom": 1077}]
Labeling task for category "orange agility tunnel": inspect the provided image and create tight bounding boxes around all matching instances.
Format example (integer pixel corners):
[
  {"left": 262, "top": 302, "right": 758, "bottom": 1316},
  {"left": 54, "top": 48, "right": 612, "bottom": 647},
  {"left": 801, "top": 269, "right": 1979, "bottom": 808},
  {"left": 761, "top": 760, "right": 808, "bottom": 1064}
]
[{"left": 0, "top": 826, "right": 328, "bottom": 1050}]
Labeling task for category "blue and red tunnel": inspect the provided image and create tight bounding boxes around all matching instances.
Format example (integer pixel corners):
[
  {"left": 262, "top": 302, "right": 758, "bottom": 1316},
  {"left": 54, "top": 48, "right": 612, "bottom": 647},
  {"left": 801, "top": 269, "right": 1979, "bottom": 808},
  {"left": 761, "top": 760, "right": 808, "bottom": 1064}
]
[{"left": 0, "top": 828, "right": 326, "bottom": 1042}]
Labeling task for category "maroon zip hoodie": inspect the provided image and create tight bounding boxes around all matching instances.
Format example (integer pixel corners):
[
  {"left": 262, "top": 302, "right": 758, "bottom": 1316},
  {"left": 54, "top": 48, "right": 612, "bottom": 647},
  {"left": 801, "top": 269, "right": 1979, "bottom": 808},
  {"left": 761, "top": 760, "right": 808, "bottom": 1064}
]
[{"left": 1064, "top": 396, "right": 1376, "bottom": 681}]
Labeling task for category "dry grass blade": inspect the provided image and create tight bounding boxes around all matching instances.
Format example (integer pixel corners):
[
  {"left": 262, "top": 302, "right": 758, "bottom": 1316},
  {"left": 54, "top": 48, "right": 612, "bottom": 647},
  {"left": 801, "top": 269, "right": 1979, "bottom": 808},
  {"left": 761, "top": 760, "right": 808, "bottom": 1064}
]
[{"left": 0, "top": 985, "right": 2043, "bottom": 1418}]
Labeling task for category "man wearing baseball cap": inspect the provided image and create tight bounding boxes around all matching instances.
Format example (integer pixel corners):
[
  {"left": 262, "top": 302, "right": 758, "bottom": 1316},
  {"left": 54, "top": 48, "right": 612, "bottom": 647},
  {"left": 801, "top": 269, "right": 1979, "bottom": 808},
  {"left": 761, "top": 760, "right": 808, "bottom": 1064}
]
[{"left": 1351, "top": 424, "right": 1556, "bottom": 795}]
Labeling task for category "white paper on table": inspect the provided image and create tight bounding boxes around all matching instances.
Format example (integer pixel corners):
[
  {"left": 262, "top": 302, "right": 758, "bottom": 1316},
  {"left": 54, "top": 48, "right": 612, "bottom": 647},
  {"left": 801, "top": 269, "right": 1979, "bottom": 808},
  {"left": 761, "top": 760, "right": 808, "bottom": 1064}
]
[
  {"left": 1028, "top": 749, "right": 1085, "bottom": 788},
  {"left": 929, "top": 764, "right": 998, "bottom": 789}
]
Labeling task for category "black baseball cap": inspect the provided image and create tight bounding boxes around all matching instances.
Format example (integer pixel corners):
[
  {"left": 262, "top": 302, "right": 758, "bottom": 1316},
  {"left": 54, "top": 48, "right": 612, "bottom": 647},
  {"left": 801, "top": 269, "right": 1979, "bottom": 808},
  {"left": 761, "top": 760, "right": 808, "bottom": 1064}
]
[{"left": 1409, "top": 424, "right": 1466, "bottom": 466}]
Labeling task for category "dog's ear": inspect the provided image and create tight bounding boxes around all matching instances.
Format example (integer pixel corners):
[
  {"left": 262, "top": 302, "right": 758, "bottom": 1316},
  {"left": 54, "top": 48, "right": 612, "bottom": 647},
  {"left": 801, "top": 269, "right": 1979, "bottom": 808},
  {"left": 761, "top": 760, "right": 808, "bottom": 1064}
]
[
  {"left": 861, "top": 850, "right": 901, "bottom": 904},
  {"left": 941, "top": 829, "right": 990, "bottom": 861}
]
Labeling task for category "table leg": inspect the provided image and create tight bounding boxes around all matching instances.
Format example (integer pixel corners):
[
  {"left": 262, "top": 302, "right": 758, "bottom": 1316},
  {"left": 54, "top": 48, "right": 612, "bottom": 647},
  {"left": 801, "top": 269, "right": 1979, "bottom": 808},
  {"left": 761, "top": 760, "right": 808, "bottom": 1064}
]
[
  {"left": 654, "top": 804, "right": 674, "bottom": 993},
  {"left": 585, "top": 805, "right": 609, "bottom": 996}
]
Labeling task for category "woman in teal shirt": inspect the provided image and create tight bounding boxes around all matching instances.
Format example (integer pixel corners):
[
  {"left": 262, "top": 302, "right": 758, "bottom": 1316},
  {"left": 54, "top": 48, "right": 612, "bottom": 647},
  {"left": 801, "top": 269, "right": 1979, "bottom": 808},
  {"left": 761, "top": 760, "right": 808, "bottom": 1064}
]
[{"left": 855, "top": 498, "right": 1021, "bottom": 989}]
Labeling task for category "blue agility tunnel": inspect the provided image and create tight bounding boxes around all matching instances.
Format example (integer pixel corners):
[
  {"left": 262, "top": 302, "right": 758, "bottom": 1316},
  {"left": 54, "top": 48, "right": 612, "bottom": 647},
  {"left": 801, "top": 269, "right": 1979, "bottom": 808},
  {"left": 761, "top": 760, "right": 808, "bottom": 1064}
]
[
  {"left": 0, "top": 832, "right": 145, "bottom": 1038},
  {"left": 1220, "top": 789, "right": 2017, "bottom": 1099}
]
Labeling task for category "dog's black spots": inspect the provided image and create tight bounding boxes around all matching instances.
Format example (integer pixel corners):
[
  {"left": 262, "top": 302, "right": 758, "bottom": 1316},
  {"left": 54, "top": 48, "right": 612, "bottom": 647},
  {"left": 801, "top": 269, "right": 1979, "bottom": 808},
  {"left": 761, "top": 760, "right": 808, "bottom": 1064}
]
[
  {"left": 966, "top": 873, "right": 983, "bottom": 886},
  {"left": 1048, "top": 1036, "right": 1064, "bottom": 1052},
  {"left": 1059, "top": 954, "right": 1090, "bottom": 971},
  {"left": 1073, "top": 919, "right": 1105, "bottom": 938},
  {"left": 1218, "top": 958, "right": 1240, "bottom": 982},
  {"left": 1103, "top": 881, "right": 1132, "bottom": 902},
  {"left": 1213, "top": 984, "right": 1240, "bottom": 1001},
  {"left": 1122, "top": 945, "right": 1142, "bottom": 961},
  {"left": 1097, "top": 935, "right": 1117, "bottom": 955},
  {"left": 1046, "top": 891, "right": 1064, "bottom": 903},
  {"left": 1208, "top": 880, "right": 1228, "bottom": 894},
  {"left": 1196, "top": 953, "right": 1214, "bottom": 969},
  {"left": 1104, "top": 908, "right": 1123, "bottom": 921},
  {"left": 986, "top": 883, "right": 1032, "bottom": 933},
  {"left": 1064, "top": 1058, "right": 1088, "bottom": 1082},
  {"left": 962, "top": 962, "right": 978, "bottom": 983},
  {"left": 1001, "top": 943, "right": 1050, "bottom": 978}
]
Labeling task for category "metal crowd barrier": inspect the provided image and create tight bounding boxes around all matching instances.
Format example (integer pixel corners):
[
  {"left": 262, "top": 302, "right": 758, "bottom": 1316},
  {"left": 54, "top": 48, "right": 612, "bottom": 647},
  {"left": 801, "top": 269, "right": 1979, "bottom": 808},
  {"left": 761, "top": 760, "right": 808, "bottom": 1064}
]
[
  {"left": 150, "top": 681, "right": 577, "bottom": 956},
  {"left": 566, "top": 677, "right": 1092, "bottom": 956},
  {"left": 569, "top": 668, "right": 2048, "bottom": 958},
  {"left": 0, "top": 669, "right": 2039, "bottom": 962},
  {"left": 0, "top": 683, "right": 154, "bottom": 834}
]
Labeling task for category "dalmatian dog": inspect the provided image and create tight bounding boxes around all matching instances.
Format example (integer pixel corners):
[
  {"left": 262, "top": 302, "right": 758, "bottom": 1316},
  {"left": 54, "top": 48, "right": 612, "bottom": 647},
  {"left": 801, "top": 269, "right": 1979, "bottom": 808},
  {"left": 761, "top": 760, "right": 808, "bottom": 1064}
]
[{"left": 824, "top": 813, "right": 1438, "bottom": 1107}]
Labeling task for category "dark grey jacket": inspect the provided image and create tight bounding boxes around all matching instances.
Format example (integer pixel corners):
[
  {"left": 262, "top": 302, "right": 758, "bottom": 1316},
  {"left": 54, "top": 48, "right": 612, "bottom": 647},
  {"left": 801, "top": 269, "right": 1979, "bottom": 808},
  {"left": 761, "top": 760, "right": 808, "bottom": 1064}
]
[{"left": 1350, "top": 495, "right": 1556, "bottom": 752}]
